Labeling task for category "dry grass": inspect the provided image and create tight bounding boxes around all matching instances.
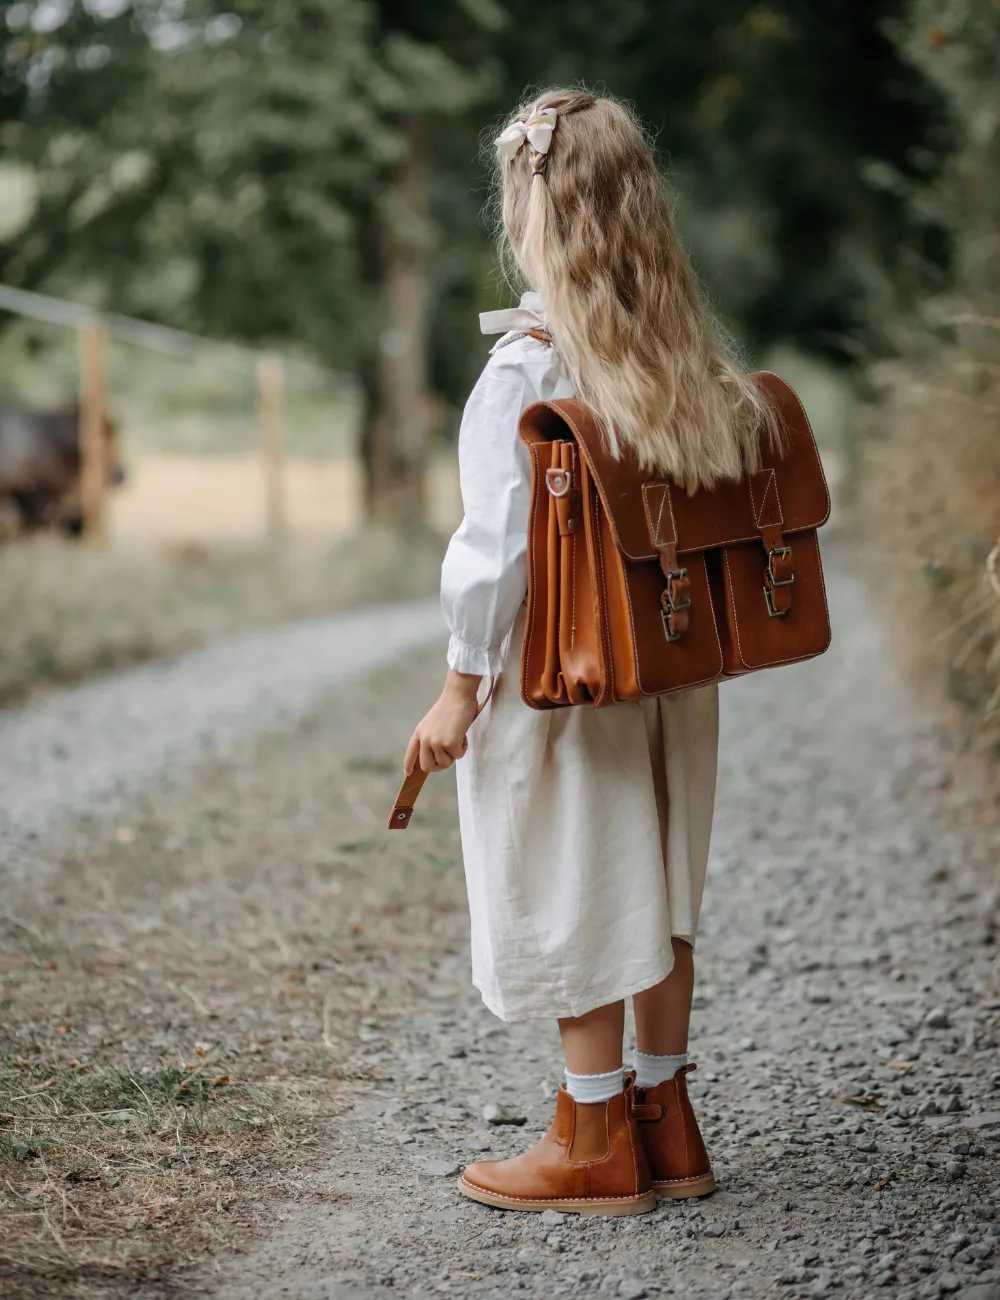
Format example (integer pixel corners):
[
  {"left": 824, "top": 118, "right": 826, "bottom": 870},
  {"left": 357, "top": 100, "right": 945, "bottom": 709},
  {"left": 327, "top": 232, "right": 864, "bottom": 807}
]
[
  {"left": 1, "top": 1056, "right": 303, "bottom": 1284},
  {"left": 0, "top": 646, "right": 462, "bottom": 1294},
  {"left": 860, "top": 312, "right": 1000, "bottom": 773},
  {"left": 0, "top": 526, "right": 445, "bottom": 706}
]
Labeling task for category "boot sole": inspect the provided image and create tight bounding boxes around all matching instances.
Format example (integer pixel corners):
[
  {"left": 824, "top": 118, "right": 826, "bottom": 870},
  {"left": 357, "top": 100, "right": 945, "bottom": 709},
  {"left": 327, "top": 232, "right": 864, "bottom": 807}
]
[
  {"left": 653, "top": 1172, "right": 716, "bottom": 1199},
  {"left": 457, "top": 1176, "right": 656, "bottom": 1217}
]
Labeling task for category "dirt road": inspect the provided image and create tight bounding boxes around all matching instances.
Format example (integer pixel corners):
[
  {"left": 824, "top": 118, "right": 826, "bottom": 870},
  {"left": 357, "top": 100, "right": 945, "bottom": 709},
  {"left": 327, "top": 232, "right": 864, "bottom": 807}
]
[{"left": 2, "top": 539, "right": 998, "bottom": 1300}]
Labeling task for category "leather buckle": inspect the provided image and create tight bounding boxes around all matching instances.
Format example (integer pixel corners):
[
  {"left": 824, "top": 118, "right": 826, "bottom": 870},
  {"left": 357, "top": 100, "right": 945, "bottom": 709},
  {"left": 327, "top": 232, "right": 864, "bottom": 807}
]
[
  {"left": 665, "top": 568, "right": 691, "bottom": 611},
  {"left": 660, "top": 568, "right": 691, "bottom": 642},
  {"left": 545, "top": 468, "right": 571, "bottom": 498},
  {"left": 764, "top": 584, "right": 789, "bottom": 618},
  {"left": 767, "top": 545, "right": 794, "bottom": 587}
]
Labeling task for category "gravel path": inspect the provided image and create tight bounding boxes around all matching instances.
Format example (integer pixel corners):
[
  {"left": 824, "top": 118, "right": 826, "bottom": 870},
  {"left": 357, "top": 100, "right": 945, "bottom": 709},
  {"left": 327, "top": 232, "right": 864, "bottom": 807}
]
[
  {"left": 3, "top": 543, "right": 998, "bottom": 1300},
  {"left": 196, "top": 539, "right": 1000, "bottom": 1300},
  {"left": 0, "top": 598, "right": 441, "bottom": 872}
]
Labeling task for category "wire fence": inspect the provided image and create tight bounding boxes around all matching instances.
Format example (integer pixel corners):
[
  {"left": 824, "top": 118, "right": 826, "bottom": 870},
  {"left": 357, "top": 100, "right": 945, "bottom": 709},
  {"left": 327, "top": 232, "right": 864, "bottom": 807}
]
[{"left": 0, "top": 284, "right": 460, "bottom": 546}]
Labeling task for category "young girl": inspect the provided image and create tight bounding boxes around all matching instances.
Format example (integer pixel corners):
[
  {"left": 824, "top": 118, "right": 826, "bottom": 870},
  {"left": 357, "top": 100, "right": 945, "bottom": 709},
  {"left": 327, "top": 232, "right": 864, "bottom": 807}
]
[{"left": 403, "top": 89, "right": 774, "bottom": 1216}]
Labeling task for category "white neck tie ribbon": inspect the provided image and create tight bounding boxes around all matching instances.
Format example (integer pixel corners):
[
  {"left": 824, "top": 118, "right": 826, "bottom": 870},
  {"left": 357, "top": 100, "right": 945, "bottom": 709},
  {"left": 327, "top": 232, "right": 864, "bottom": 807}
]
[{"left": 495, "top": 107, "right": 558, "bottom": 162}]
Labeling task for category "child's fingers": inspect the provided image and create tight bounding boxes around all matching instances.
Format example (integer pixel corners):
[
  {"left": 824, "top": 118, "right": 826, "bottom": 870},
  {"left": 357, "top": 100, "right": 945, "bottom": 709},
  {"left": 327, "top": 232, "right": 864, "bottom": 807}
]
[
  {"left": 429, "top": 742, "right": 453, "bottom": 771},
  {"left": 403, "top": 733, "right": 420, "bottom": 776},
  {"left": 420, "top": 738, "right": 440, "bottom": 775}
]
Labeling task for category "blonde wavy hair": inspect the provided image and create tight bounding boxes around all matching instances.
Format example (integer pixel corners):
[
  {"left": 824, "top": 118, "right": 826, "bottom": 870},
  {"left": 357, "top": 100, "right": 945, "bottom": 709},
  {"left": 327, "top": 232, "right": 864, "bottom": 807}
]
[{"left": 492, "top": 89, "right": 778, "bottom": 491}]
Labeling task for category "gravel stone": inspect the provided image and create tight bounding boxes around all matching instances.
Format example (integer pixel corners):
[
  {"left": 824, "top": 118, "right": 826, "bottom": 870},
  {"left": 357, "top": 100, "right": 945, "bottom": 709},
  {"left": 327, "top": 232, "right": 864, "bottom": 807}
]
[
  {"left": 421, "top": 1160, "right": 463, "bottom": 1178},
  {"left": 484, "top": 1102, "right": 528, "bottom": 1126}
]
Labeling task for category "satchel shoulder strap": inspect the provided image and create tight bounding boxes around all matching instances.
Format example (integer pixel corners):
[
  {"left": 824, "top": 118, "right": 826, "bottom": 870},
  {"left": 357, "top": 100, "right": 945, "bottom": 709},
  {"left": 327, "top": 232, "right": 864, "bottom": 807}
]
[{"left": 492, "top": 328, "right": 554, "bottom": 350}]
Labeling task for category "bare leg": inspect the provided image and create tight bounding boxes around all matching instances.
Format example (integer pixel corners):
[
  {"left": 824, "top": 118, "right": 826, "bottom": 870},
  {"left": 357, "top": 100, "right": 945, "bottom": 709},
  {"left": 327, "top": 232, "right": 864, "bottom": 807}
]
[
  {"left": 558, "top": 999, "right": 625, "bottom": 1075},
  {"left": 632, "top": 937, "right": 695, "bottom": 1056}
]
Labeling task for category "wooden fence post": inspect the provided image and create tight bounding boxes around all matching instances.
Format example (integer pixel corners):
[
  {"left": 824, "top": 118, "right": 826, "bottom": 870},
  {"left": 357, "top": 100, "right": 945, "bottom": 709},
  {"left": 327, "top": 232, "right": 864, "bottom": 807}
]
[
  {"left": 78, "top": 318, "right": 107, "bottom": 542},
  {"left": 257, "top": 352, "right": 287, "bottom": 539}
]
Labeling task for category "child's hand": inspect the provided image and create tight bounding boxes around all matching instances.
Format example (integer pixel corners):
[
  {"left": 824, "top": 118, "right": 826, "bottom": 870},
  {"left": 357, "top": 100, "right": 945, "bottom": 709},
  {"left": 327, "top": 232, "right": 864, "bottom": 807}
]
[{"left": 404, "top": 671, "right": 483, "bottom": 775}]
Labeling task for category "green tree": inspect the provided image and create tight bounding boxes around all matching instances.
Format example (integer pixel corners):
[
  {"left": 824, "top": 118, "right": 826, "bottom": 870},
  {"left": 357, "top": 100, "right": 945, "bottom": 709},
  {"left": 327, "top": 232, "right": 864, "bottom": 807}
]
[{"left": 1, "top": 0, "right": 394, "bottom": 363}]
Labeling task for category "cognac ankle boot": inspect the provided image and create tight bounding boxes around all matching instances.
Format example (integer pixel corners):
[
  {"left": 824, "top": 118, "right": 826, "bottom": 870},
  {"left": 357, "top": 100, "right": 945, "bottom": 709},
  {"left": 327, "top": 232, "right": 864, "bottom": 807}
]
[
  {"left": 631, "top": 1063, "right": 716, "bottom": 1198},
  {"left": 458, "top": 1084, "right": 655, "bottom": 1216}
]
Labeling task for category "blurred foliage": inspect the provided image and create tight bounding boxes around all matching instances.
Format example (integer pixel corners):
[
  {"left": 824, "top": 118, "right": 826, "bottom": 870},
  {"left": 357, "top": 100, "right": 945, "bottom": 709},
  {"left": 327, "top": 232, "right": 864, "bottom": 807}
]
[
  {"left": 892, "top": 0, "right": 1000, "bottom": 292},
  {"left": 0, "top": 0, "right": 497, "bottom": 371},
  {"left": 0, "top": 0, "right": 976, "bottom": 405},
  {"left": 859, "top": 0, "right": 1000, "bottom": 767}
]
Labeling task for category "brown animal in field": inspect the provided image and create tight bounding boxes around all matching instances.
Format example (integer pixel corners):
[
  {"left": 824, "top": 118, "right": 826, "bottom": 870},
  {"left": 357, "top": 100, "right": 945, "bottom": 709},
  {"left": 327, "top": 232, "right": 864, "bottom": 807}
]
[{"left": 0, "top": 402, "right": 124, "bottom": 537}]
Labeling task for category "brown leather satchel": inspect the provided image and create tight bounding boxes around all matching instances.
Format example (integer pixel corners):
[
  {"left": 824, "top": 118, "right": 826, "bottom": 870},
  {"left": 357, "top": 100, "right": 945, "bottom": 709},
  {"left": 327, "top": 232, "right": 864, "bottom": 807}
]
[
  {"left": 519, "top": 372, "right": 831, "bottom": 709},
  {"left": 388, "top": 370, "right": 830, "bottom": 827}
]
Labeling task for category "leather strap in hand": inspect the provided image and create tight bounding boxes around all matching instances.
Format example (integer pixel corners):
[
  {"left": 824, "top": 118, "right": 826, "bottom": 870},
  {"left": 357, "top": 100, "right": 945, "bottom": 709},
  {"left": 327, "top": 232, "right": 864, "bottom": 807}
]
[
  {"left": 387, "top": 678, "right": 494, "bottom": 830},
  {"left": 387, "top": 767, "right": 428, "bottom": 830}
]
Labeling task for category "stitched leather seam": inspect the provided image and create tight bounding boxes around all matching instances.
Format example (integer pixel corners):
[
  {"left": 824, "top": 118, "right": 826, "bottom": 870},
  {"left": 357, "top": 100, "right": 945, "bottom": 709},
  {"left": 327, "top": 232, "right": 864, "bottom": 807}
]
[
  {"left": 618, "top": 525, "right": 821, "bottom": 564},
  {"left": 570, "top": 526, "right": 576, "bottom": 651},
  {"left": 641, "top": 483, "right": 677, "bottom": 551},
  {"left": 812, "top": 531, "right": 833, "bottom": 652},
  {"left": 751, "top": 468, "right": 782, "bottom": 530},
  {"left": 591, "top": 487, "right": 615, "bottom": 704},
  {"left": 642, "top": 487, "right": 656, "bottom": 546},
  {"left": 723, "top": 548, "right": 749, "bottom": 672},
  {"left": 656, "top": 487, "right": 668, "bottom": 545},
  {"left": 626, "top": 1109, "right": 640, "bottom": 1195},
  {"left": 724, "top": 535, "right": 830, "bottom": 670},
  {"left": 665, "top": 485, "right": 678, "bottom": 547},
  {"left": 652, "top": 1174, "right": 714, "bottom": 1185},
  {"left": 677, "top": 1076, "right": 690, "bottom": 1173},
  {"left": 624, "top": 555, "right": 722, "bottom": 698},
  {"left": 758, "top": 372, "right": 832, "bottom": 524},
  {"left": 535, "top": 384, "right": 830, "bottom": 561},
  {"left": 458, "top": 1177, "right": 648, "bottom": 1204},
  {"left": 568, "top": 1104, "right": 617, "bottom": 1168},
  {"left": 523, "top": 444, "right": 542, "bottom": 703}
]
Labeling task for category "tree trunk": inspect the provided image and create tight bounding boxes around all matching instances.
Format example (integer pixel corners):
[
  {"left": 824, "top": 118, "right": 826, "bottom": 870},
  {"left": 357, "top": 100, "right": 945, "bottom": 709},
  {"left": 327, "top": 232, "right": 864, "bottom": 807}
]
[{"left": 363, "top": 114, "right": 432, "bottom": 528}]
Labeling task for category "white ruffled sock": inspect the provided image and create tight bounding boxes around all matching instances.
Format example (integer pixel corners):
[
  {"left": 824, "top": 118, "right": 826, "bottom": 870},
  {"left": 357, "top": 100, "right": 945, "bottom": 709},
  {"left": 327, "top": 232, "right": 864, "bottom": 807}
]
[
  {"left": 633, "top": 1050, "right": 688, "bottom": 1088},
  {"left": 564, "top": 1066, "right": 625, "bottom": 1104}
]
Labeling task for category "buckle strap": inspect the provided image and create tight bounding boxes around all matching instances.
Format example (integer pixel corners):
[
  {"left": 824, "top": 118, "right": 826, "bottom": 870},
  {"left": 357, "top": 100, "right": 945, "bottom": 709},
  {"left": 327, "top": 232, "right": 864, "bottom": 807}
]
[
  {"left": 387, "top": 678, "right": 495, "bottom": 830},
  {"left": 642, "top": 482, "right": 692, "bottom": 642},
  {"left": 750, "top": 469, "right": 795, "bottom": 618}
]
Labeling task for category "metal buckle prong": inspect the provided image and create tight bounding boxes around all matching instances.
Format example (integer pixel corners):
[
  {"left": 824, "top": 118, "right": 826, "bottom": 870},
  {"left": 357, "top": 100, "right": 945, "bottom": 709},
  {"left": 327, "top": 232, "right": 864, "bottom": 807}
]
[{"left": 665, "top": 567, "right": 691, "bottom": 611}]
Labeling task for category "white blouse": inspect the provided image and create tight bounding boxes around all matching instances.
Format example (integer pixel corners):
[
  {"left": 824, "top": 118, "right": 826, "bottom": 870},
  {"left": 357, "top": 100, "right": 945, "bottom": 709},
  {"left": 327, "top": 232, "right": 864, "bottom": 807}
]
[{"left": 441, "top": 292, "right": 575, "bottom": 676}]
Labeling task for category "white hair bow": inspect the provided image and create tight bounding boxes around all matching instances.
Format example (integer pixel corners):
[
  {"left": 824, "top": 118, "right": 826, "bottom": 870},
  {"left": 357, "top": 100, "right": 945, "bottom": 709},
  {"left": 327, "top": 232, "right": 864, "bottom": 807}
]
[{"left": 495, "top": 107, "right": 558, "bottom": 162}]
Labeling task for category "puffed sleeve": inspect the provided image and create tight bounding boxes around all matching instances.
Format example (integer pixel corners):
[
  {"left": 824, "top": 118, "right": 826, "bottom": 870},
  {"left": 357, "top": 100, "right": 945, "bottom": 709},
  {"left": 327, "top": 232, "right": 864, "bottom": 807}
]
[{"left": 440, "top": 349, "right": 537, "bottom": 676}]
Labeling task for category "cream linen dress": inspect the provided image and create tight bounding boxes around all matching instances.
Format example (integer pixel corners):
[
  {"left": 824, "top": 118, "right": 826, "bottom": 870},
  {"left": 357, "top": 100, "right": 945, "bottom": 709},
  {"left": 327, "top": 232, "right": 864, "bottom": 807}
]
[{"left": 441, "top": 291, "right": 719, "bottom": 1023}]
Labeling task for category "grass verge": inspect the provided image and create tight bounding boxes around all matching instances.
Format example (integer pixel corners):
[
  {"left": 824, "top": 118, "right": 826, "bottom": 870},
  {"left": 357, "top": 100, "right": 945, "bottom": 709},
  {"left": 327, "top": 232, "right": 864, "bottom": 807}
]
[
  {"left": 1, "top": 1057, "right": 301, "bottom": 1283},
  {"left": 0, "top": 526, "right": 445, "bottom": 706},
  {"left": 860, "top": 315, "right": 1000, "bottom": 782},
  {"left": 0, "top": 645, "right": 460, "bottom": 1294}
]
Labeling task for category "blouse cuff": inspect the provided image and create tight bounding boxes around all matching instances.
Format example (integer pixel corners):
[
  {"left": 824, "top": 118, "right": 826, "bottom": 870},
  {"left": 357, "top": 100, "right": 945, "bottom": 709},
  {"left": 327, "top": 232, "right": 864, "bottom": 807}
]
[{"left": 447, "top": 632, "right": 506, "bottom": 677}]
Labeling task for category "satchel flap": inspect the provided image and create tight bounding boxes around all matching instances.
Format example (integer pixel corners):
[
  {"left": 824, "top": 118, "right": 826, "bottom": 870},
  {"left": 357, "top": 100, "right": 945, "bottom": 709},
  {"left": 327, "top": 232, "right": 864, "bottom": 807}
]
[{"left": 518, "top": 372, "right": 830, "bottom": 562}]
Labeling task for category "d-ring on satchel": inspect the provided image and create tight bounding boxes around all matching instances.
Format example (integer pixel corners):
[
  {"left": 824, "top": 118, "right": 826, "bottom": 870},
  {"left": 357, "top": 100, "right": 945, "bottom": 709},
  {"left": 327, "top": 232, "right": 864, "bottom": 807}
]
[{"left": 389, "top": 371, "right": 830, "bottom": 826}]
